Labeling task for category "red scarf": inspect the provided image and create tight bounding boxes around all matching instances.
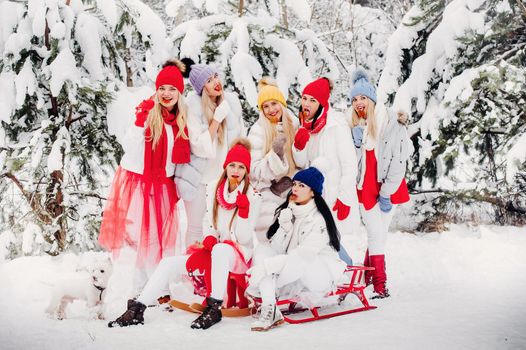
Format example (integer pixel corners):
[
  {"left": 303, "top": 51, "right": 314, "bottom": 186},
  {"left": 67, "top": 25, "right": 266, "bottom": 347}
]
[
  {"left": 300, "top": 107, "right": 328, "bottom": 134},
  {"left": 143, "top": 107, "right": 190, "bottom": 180},
  {"left": 216, "top": 179, "right": 237, "bottom": 210}
]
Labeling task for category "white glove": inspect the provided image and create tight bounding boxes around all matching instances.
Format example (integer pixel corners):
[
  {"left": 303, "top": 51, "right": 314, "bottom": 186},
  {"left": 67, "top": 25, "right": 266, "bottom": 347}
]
[
  {"left": 278, "top": 207, "right": 293, "bottom": 232},
  {"left": 213, "top": 99, "right": 231, "bottom": 123}
]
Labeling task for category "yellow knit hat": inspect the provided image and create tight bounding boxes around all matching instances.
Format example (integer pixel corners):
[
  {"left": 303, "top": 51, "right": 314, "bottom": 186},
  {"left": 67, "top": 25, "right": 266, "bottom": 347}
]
[{"left": 257, "top": 78, "right": 287, "bottom": 110}]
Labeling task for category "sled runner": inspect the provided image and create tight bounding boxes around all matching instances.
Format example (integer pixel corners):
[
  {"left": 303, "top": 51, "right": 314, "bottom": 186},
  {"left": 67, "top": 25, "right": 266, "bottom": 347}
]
[
  {"left": 251, "top": 266, "right": 376, "bottom": 324},
  {"left": 169, "top": 272, "right": 253, "bottom": 317}
]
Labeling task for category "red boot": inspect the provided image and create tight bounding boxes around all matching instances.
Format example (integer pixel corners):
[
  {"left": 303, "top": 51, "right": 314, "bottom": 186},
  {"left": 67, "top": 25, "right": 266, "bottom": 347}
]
[
  {"left": 370, "top": 255, "right": 390, "bottom": 299},
  {"left": 363, "top": 249, "right": 372, "bottom": 286}
]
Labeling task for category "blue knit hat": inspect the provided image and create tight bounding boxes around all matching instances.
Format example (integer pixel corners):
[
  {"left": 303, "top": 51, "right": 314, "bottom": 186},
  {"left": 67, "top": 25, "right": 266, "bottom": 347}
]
[
  {"left": 181, "top": 58, "right": 218, "bottom": 95},
  {"left": 348, "top": 67, "right": 377, "bottom": 104},
  {"left": 292, "top": 167, "right": 324, "bottom": 195}
]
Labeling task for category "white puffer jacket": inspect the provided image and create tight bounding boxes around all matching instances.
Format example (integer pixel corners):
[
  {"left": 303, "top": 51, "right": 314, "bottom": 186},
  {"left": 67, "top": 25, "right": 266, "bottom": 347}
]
[
  {"left": 202, "top": 180, "right": 262, "bottom": 263},
  {"left": 250, "top": 200, "right": 346, "bottom": 290},
  {"left": 175, "top": 92, "right": 246, "bottom": 200},
  {"left": 292, "top": 109, "right": 360, "bottom": 235}
]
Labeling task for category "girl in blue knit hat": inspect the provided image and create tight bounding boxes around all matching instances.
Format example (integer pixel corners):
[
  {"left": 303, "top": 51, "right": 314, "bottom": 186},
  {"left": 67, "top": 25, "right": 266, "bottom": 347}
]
[
  {"left": 246, "top": 166, "right": 347, "bottom": 331},
  {"left": 347, "top": 67, "right": 412, "bottom": 299},
  {"left": 175, "top": 58, "right": 246, "bottom": 249}
]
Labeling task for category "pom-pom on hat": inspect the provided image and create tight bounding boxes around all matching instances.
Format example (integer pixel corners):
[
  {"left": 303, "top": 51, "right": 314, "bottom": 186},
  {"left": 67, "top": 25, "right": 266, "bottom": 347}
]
[
  {"left": 257, "top": 77, "right": 287, "bottom": 110},
  {"left": 155, "top": 60, "right": 185, "bottom": 93},
  {"left": 348, "top": 67, "right": 377, "bottom": 104},
  {"left": 292, "top": 167, "right": 324, "bottom": 195},
  {"left": 302, "top": 77, "right": 332, "bottom": 109},
  {"left": 223, "top": 138, "right": 252, "bottom": 174},
  {"left": 181, "top": 57, "right": 218, "bottom": 96}
]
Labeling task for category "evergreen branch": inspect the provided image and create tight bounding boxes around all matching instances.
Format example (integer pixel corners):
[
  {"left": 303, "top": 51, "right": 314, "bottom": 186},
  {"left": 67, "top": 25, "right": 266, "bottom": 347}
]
[{"left": 69, "top": 191, "right": 107, "bottom": 201}]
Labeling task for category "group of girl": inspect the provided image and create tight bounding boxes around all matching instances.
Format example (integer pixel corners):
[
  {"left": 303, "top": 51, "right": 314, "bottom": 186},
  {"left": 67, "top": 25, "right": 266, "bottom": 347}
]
[{"left": 98, "top": 58, "right": 411, "bottom": 332}]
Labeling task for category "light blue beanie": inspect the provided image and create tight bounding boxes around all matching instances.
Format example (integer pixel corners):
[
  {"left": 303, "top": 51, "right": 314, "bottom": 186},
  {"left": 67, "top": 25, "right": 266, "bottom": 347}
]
[{"left": 348, "top": 67, "right": 377, "bottom": 104}]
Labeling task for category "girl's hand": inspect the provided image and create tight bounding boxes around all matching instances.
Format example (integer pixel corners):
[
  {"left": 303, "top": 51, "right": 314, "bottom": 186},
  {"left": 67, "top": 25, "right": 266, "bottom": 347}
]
[
  {"left": 293, "top": 127, "right": 310, "bottom": 150},
  {"left": 272, "top": 134, "right": 287, "bottom": 159},
  {"left": 278, "top": 207, "right": 293, "bottom": 231},
  {"left": 213, "top": 100, "right": 231, "bottom": 123}
]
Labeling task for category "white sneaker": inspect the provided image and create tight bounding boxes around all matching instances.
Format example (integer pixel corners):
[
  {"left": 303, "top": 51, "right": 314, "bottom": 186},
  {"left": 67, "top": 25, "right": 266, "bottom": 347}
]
[{"left": 251, "top": 304, "right": 284, "bottom": 331}]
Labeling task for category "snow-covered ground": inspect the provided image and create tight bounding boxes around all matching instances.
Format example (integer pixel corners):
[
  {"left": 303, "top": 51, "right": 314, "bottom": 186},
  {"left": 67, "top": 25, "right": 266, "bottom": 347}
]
[{"left": 1, "top": 224, "right": 525, "bottom": 350}]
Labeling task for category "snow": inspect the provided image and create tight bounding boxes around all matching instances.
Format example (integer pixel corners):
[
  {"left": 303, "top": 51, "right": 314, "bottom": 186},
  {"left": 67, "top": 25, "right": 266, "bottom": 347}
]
[
  {"left": 47, "top": 126, "right": 70, "bottom": 174},
  {"left": 506, "top": 133, "right": 526, "bottom": 183},
  {"left": 50, "top": 21, "right": 66, "bottom": 39},
  {"left": 75, "top": 13, "right": 104, "bottom": 81},
  {"left": 95, "top": 0, "right": 118, "bottom": 30},
  {"left": 0, "top": 224, "right": 525, "bottom": 349},
  {"left": 106, "top": 85, "right": 154, "bottom": 145},
  {"left": 47, "top": 46, "right": 81, "bottom": 97},
  {"left": 0, "top": 71, "right": 16, "bottom": 123},
  {"left": 15, "top": 58, "right": 37, "bottom": 107},
  {"left": 388, "top": 0, "right": 486, "bottom": 115},
  {"left": 265, "top": 34, "right": 312, "bottom": 93},
  {"left": 0, "top": 1, "right": 23, "bottom": 53},
  {"left": 285, "top": 0, "right": 311, "bottom": 23}
]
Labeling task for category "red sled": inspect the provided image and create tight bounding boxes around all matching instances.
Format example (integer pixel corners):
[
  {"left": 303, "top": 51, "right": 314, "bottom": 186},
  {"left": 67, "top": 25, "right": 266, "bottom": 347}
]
[{"left": 251, "top": 266, "right": 377, "bottom": 324}]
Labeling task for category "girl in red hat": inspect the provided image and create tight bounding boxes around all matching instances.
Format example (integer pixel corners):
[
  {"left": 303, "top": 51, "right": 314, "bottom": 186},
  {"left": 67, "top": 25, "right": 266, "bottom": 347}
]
[
  {"left": 176, "top": 59, "right": 246, "bottom": 249},
  {"left": 348, "top": 68, "right": 411, "bottom": 299},
  {"left": 292, "top": 77, "right": 359, "bottom": 260},
  {"left": 108, "top": 139, "right": 261, "bottom": 330},
  {"left": 248, "top": 77, "right": 299, "bottom": 243},
  {"left": 98, "top": 60, "right": 191, "bottom": 296}
]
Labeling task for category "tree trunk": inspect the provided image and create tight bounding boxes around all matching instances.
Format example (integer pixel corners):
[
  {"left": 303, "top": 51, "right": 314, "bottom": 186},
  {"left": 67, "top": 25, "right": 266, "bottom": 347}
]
[{"left": 238, "top": 0, "right": 244, "bottom": 17}]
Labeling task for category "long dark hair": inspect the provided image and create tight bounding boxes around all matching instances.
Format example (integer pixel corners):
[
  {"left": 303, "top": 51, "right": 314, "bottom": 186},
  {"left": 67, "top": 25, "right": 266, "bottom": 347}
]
[
  {"left": 267, "top": 192, "right": 340, "bottom": 251},
  {"left": 299, "top": 105, "right": 324, "bottom": 130}
]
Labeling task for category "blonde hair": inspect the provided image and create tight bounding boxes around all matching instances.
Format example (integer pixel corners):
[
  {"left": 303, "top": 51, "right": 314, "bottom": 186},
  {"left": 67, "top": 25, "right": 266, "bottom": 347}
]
[
  {"left": 146, "top": 93, "right": 189, "bottom": 149},
  {"left": 259, "top": 105, "right": 297, "bottom": 176},
  {"left": 350, "top": 98, "right": 378, "bottom": 141},
  {"left": 212, "top": 169, "right": 250, "bottom": 231},
  {"left": 202, "top": 91, "right": 226, "bottom": 145}
]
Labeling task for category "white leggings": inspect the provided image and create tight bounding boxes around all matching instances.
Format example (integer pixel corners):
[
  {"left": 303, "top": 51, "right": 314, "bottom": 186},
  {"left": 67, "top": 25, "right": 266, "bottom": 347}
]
[
  {"left": 183, "top": 184, "right": 207, "bottom": 248},
  {"left": 254, "top": 245, "right": 333, "bottom": 306},
  {"left": 136, "top": 243, "right": 237, "bottom": 305},
  {"left": 360, "top": 203, "right": 396, "bottom": 255}
]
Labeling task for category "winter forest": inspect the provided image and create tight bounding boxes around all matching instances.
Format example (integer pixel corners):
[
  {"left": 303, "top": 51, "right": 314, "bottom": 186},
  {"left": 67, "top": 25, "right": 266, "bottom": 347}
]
[{"left": 0, "top": 0, "right": 525, "bottom": 349}]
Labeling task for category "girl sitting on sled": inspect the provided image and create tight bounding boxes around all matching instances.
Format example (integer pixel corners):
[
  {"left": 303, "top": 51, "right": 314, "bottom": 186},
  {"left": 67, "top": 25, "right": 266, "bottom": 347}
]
[
  {"left": 247, "top": 166, "right": 347, "bottom": 331},
  {"left": 108, "top": 139, "right": 261, "bottom": 330}
]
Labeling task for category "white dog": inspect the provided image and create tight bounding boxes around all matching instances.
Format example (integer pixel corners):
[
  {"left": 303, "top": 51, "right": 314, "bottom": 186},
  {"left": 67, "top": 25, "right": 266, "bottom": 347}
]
[{"left": 46, "top": 257, "right": 113, "bottom": 320}]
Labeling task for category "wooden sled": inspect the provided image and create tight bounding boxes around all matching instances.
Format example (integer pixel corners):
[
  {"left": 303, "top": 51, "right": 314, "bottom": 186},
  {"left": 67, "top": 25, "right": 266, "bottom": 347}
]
[
  {"left": 252, "top": 266, "right": 376, "bottom": 324},
  {"left": 169, "top": 272, "right": 254, "bottom": 317},
  {"left": 168, "top": 299, "right": 252, "bottom": 317}
]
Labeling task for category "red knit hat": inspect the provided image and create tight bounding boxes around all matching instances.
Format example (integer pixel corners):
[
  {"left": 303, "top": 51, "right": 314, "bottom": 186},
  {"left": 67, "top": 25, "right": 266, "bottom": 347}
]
[
  {"left": 302, "top": 78, "right": 331, "bottom": 109},
  {"left": 155, "top": 66, "right": 185, "bottom": 93},
  {"left": 223, "top": 141, "right": 251, "bottom": 174}
]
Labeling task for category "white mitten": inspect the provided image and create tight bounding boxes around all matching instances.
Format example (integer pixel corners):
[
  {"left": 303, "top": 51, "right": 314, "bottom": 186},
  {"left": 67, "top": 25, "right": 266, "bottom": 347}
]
[
  {"left": 278, "top": 207, "right": 293, "bottom": 232},
  {"left": 213, "top": 99, "right": 231, "bottom": 123}
]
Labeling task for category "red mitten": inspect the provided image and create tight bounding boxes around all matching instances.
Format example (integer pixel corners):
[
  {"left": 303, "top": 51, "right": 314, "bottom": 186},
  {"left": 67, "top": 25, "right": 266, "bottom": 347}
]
[
  {"left": 332, "top": 199, "right": 350, "bottom": 220},
  {"left": 185, "top": 248, "right": 211, "bottom": 275},
  {"left": 134, "top": 99, "right": 155, "bottom": 127},
  {"left": 236, "top": 191, "right": 250, "bottom": 219},
  {"left": 202, "top": 235, "right": 218, "bottom": 251},
  {"left": 294, "top": 127, "right": 310, "bottom": 151}
]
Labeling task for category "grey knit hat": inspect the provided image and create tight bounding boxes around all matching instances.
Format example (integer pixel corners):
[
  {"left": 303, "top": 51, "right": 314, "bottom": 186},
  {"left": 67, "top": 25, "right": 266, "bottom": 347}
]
[{"left": 180, "top": 58, "right": 218, "bottom": 95}]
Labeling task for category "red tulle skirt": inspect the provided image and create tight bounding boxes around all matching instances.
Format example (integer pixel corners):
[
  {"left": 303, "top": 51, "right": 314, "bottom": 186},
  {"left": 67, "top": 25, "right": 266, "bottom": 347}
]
[{"left": 99, "top": 166, "right": 179, "bottom": 268}]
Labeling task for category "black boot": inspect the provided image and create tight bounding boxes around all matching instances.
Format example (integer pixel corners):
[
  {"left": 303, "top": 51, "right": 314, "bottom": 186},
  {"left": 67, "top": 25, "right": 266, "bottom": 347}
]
[
  {"left": 108, "top": 299, "right": 146, "bottom": 328},
  {"left": 190, "top": 297, "right": 222, "bottom": 329}
]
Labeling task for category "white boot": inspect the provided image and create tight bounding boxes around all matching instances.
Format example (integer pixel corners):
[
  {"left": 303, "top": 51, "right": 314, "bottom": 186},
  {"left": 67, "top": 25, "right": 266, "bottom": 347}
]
[{"left": 251, "top": 304, "right": 284, "bottom": 331}]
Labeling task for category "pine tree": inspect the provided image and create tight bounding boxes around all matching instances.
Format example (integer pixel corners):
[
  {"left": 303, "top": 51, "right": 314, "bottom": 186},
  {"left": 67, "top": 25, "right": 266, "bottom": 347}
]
[
  {"left": 165, "top": 0, "right": 338, "bottom": 124},
  {"left": 0, "top": 0, "right": 167, "bottom": 257},
  {"left": 378, "top": 0, "right": 526, "bottom": 228}
]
